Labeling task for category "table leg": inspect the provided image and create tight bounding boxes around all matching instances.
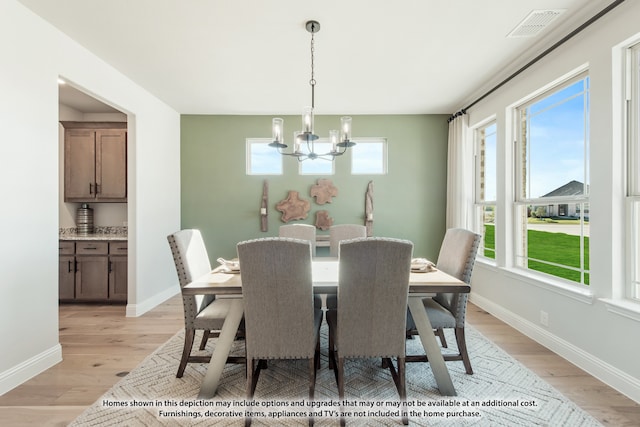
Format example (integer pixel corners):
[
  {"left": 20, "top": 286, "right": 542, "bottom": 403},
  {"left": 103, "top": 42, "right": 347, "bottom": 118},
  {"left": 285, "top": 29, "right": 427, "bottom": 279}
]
[
  {"left": 407, "top": 296, "right": 457, "bottom": 396},
  {"left": 198, "top": 297, "right": 244, "bottom": 399}
]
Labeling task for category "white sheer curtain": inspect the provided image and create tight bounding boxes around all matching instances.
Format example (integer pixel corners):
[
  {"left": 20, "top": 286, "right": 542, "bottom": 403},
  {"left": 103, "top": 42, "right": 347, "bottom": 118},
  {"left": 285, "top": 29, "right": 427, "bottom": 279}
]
[{"left": 446, "top": 113, "right": 473, "bottom": 229}]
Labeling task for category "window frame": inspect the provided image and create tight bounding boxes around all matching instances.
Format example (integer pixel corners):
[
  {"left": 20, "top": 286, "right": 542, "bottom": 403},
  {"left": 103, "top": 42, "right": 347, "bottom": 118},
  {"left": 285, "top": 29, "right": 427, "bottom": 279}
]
[
  {"left": 512, "top": 71, "right": 591, "bottom": 287},
  {"left": 298, "top": 139, "right": 335, "bottom": 175},
  {"left": 473, "top": 119, "right": 497, "bottom": 261},
  {"left": 625, "top": 40, "right": 640, "bottom": 301},
  {"left": 246, "top": 138, "right": 283, "bottom": 175},
  {"left": 350, "top": 138, "right": 388, "bottom": 175}
]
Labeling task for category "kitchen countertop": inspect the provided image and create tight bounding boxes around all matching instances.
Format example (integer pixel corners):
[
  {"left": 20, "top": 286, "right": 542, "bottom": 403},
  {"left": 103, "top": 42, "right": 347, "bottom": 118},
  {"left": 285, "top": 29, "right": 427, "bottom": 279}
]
[{"left": 59, "top": 226, "right": 127, "bottom": 241}]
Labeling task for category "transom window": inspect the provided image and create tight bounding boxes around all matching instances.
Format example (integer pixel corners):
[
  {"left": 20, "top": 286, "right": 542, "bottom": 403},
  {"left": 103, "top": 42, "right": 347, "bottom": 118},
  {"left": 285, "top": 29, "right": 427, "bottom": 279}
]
[
  {"left": 299, "top": 140, "right": 335, "bottom": 175},
  {"left": 351, "top": 138, "right": 387, "bottom": 175},
  {"left": 246, "top": 139, "right": 283, "bottom": 175},
  {"left": 514, "top": 72, "right": 590, "bottom": 285},
  {"left": 246, "top": 137, "right": 387, "bottom": 175}
]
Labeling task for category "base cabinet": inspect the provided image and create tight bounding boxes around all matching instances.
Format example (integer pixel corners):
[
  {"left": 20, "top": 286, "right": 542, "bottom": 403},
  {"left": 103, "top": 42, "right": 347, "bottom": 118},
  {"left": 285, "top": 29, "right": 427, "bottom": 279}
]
[
  {"left": 59, "top": 240, "right": 127, "bottom": 302},
  {"left": 108, "top": 242, "right": 128, "bottom": 302},
  {"left": 59, "top": 255, "right": 75, "bottom": 300}
]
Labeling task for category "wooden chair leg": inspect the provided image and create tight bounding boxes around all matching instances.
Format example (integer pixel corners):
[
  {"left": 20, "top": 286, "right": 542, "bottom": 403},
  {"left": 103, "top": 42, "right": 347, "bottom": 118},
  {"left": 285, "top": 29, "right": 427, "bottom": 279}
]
[
  {"left": 177, "top": 329, "right": 195, "bottom": 378},
  {"left": 199, "top": 330, "right": 210, "bottom": 350},
  {"left": 309, "top": 358, "right": 316, "bottom": 426},
  {"left": 245, "top": 358, "right": 257, "bottom": 427},
  {"left": 338, "top": 357, "right": 346, "bottom": 427},
  {"left": 315, "top": 337, "right": 321, "bottom": 370},
  {"left": 435, "top": 328, "right": 448, "bottom": 348},
  {"left": 328, "top": 317, "right": 335, "bottom": 369},
  {"left": 398, "top": 357, "right": 408, "bottom": 425},
  {"left": 455, "top": 327, "right": 473, "bottom": 374}
]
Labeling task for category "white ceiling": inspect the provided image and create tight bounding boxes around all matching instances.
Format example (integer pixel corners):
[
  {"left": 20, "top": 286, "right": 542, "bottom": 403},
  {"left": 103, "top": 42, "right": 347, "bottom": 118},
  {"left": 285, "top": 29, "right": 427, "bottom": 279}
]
[{"left": 21, "top": 0, "right": 612, "bottom": 115}]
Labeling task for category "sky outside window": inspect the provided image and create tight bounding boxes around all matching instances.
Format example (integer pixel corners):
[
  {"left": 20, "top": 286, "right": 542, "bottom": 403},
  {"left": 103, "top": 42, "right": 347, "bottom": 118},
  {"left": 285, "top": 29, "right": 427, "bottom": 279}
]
[{"left": 525, "top": 77, "right": 589, "bottom": 198}]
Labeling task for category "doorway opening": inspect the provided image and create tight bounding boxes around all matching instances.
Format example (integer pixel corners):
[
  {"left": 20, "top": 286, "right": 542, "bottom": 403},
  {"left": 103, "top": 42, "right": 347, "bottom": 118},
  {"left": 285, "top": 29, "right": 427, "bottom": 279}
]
[{"left": 58, "top": 79, "right": 130, "bottom": 310}]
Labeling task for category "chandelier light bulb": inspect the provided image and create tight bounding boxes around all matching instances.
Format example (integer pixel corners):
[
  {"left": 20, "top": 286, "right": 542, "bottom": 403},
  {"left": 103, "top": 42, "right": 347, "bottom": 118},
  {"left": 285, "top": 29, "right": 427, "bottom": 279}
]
[{"left": 272, "top": 118, "right": 283, "bottom": 144}]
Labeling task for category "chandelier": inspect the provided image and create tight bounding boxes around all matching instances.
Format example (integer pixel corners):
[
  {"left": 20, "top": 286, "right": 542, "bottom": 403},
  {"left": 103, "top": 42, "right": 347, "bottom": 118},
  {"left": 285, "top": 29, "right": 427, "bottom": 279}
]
[{"left": 269, "top": 20, "right": 355, "bottom": 161}]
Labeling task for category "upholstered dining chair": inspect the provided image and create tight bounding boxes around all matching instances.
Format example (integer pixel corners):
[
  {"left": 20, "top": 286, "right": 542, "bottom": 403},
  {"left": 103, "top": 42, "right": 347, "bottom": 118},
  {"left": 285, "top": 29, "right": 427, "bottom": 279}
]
[
  {"left": 325, "top": 224, "right": 368, "bottom": 358},
  {"left": 329, "top": 224, "right": 367, "bottom": 257},
  {"left": 406, "top": 228, "right": 481, "bottom": 374},
  {"left": 237, "top": 237, "right": 323, "bottom": 427},
  {"left": 327, "top": 237, "right": 413, "bottom": 426},
  {"left": 279, "top": 223, "right": 317, "bottom": 256},
  {"left": 280, "top": 224, "right": 322, "bottom": 310},
  {"left": 167, "top": 229, "right": 244, "bottom": 378}
]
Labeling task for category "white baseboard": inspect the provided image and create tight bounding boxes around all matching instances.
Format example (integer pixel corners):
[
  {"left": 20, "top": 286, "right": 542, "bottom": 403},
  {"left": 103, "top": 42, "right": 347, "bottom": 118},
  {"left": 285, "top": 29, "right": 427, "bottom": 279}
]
[
  {"left": 125, "top": 285, "right": 180, "bottom": 317},
  {"left": 0, "top": 344, "right": 62, "bottom": 396},
  {"left": 470, "top": 292, "right": 640, "bottom": 404}
]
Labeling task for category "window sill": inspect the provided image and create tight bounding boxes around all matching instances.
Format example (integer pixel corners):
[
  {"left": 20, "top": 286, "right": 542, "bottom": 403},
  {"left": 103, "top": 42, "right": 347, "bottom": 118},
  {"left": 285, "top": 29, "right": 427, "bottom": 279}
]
[
  {"left": 502, "top": 267, "right": 595, "bottom": 304},
  {"left": 600, "top": 298, "right": 640, "bottom": 322},
  {"left": 475, "top": 257, "right": 498, "bottom": 270}
]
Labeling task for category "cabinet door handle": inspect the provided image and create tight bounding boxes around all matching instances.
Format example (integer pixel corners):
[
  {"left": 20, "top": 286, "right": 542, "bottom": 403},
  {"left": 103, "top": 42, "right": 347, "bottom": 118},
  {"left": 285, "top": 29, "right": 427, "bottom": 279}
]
[
  {"left": 68, "top": 260, "right": 73, "bottom": 273},
  {"left": 108, "top": 260, "right": 112, "bottom": 273},
  {"left": 89, "top": 183, "right": 93, "bottom": 194}
]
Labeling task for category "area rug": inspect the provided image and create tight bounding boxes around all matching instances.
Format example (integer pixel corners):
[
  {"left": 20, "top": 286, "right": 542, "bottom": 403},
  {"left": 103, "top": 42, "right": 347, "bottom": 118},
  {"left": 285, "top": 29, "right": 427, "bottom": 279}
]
[{"left": 70, "top": 325, "right": 602, "bottom": 426}]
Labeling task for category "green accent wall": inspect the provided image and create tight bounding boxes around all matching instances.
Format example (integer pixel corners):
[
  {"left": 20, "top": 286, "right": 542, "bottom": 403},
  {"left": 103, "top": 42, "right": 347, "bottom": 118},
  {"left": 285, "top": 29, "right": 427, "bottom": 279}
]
[{"left": 180, "top": 114, "right": 449, "bottom": 261}]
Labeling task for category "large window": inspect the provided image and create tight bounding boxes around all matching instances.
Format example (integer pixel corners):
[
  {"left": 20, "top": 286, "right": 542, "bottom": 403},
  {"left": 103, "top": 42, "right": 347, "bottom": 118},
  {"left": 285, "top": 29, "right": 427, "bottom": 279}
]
[
  {"left": 474, "top": 121, "right": 497, "bottom": 259},
  {"left": 514, "top": 73, "right": 590, "bottom": 285},
  {"left": 627, "top": 41, "right": 640, "bottom": 301}
]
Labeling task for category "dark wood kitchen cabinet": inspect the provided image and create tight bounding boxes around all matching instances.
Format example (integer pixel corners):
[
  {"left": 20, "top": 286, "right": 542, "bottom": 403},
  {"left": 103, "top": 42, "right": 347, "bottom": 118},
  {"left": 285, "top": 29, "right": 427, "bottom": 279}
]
[
  {"left": 108, "top": 241, "right": 128, "bottom": 302},
  {"left": 58, "top": 241, "right": 75, "bottom": 301},
  {"left": 61, "top": 121, "right": 127, "bottom": 202},
  {"left": 59, "top": 240, "right": 127, "bottom": 302},
  {"left": 75, "top": 242, "right": 109, "bottom": 301}
]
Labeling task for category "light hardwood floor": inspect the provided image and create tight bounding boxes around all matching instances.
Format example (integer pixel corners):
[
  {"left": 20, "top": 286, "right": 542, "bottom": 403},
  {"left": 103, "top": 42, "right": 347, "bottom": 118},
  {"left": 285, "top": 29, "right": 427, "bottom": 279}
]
[{"left": 0, "top": 297, "right": 638, "bottom": 426}]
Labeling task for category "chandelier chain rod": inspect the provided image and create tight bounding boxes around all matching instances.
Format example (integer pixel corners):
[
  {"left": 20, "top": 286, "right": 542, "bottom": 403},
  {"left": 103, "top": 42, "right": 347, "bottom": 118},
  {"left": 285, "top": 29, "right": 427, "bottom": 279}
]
[{"left": 310, "top": 26, "right": 315, "bottom": 109}]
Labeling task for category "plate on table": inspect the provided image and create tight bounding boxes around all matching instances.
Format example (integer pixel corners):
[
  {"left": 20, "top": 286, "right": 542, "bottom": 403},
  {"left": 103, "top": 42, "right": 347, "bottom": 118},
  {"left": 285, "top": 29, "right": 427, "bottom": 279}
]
[{"left": 411, "top": 258, "right": 436, "bottom": 273}]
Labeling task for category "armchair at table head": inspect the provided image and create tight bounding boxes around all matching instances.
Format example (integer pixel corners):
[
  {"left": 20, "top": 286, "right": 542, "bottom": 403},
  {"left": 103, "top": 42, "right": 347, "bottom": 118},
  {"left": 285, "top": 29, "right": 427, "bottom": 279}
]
[
  {"left": 406, "top": 227, "right": 481, "bottom": 374},
  {"left": 327, "top": 237, "right": 413, "bottom": 426},
  {"left": 279, "top": 223, "right": 317, "bottom": 256},
  {"left": 329, "top": 224, "right": 367, "bottom": 257},
  {"left": 167, "top": 229, "right": 244, "bottom": 378},
  {"left": 237, "top": 237, "right": 322, "bottom": 426},
  {"left": 280, "top": 223, "right": 321, "bottom": 311}
]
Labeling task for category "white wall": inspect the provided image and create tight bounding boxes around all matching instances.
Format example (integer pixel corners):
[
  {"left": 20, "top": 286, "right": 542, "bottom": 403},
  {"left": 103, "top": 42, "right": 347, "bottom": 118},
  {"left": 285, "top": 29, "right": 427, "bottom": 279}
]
[
  {"left": 466, "top": 0, "right": 640, "bottom": 403},
  {"left": 0, "top": 0, "right": 181, "bottom": 395}
]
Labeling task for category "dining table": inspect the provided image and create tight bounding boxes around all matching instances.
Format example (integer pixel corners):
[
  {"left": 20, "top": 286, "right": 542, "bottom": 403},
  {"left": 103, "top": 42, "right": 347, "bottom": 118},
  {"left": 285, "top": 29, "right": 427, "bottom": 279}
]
[{"left": 182, "top": 257, "right": 469, "bottom": 399}]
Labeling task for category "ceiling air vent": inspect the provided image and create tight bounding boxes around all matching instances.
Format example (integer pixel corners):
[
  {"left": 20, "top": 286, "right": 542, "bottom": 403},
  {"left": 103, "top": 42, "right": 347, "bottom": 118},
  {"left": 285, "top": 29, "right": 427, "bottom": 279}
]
[{"left": 507, "top": 9, "right": 565, "bottom": 38}]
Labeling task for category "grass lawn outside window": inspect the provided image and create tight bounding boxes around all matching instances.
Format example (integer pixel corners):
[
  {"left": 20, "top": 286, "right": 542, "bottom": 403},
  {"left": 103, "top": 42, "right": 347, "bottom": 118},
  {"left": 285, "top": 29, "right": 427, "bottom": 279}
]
[{"left": 483, "top": 223, "right": 590, "bottom": 284}]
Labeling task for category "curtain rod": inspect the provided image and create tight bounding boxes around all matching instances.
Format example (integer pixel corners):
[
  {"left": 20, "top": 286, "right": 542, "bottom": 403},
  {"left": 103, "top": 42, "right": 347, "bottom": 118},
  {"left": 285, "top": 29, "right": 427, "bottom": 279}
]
[{"left": 448, "top": 0, "right": 626, "bottom": 122}]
